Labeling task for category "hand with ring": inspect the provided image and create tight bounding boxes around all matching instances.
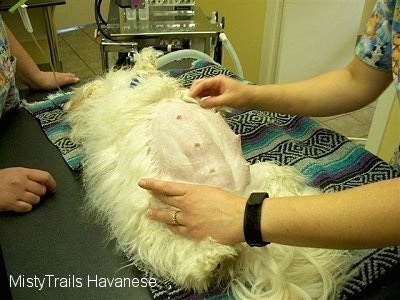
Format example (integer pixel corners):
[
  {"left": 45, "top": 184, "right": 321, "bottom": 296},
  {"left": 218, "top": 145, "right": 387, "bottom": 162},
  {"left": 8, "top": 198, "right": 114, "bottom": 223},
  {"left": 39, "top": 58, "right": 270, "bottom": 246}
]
[
  {"left": 172, "top": 210, "right": 182, "bottom": 226},
  {"left": 138, "top": 178, "right": 246, "bottom": 245}
]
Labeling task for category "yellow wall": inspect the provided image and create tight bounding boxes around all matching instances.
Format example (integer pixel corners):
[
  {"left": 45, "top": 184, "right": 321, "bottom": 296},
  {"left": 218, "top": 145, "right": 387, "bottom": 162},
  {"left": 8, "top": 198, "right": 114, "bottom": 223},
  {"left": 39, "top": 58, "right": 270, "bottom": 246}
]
[
  {"left": 1, "top": 1, "right": 110, "bottom": 65},
  {"left": 54, "top": 0, "right": 110, "bottom": 29},
  {"left": 197, "top": 0, "right": 266, "bottom": 82}
]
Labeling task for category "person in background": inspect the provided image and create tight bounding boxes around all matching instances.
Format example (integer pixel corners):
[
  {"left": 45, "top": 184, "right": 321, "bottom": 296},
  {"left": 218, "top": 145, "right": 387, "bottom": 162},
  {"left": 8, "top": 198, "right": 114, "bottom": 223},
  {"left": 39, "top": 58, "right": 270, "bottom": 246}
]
[
  {"left": 0, "top": 15, "right": 79, "bottom": 212},
  {"left": 138, "top": 0, "right": 400, "bottom": 250}
]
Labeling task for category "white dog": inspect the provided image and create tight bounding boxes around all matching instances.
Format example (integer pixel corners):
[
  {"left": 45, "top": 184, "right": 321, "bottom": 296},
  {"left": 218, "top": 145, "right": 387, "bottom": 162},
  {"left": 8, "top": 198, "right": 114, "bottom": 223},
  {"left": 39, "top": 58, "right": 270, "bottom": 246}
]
[{"left": 65, "top": 48, "right": 350, "bottom": 299}]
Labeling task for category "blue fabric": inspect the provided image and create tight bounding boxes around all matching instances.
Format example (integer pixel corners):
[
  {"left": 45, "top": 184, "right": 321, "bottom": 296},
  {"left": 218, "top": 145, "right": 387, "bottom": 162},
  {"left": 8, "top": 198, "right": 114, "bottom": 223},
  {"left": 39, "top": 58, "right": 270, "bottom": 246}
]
[{"left": 23, "top": 61, "right": 399, "bottom": 300}]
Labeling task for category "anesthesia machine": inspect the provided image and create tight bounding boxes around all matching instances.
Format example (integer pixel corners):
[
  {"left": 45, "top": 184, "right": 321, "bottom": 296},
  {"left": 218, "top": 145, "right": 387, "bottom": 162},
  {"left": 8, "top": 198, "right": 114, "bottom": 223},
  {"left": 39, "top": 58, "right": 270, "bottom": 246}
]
[{"left": 95, "top": 0, "right": 242, "bottom": 76}]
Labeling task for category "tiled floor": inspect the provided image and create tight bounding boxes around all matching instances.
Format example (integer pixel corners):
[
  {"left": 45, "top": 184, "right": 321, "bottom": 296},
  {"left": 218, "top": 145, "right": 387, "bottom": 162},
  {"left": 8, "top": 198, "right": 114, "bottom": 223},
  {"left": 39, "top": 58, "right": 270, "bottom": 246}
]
[
  {"left": 58, "top": 24, "right": 103, "bottom": 80},
  {"left": 56, "top": 24, "right": 376, "bottom": 141},
  {"left": 313, "top": 102, "right": 376, "bottom": 141}
]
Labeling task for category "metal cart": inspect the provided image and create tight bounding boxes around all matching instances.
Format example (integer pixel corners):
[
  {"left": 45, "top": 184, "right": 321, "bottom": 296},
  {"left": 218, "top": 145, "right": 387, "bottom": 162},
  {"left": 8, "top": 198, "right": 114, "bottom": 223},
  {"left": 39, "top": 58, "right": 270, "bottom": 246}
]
[{"left": 98, "top": 0, "right": 223, "bottom": 71}]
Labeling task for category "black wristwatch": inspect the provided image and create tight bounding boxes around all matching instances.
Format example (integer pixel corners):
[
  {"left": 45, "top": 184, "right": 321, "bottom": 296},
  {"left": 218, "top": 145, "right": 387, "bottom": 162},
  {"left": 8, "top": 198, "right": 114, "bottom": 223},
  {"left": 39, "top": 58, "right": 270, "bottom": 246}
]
[{"left": 243, "top": 192, "right": 270, "bottom": 247}]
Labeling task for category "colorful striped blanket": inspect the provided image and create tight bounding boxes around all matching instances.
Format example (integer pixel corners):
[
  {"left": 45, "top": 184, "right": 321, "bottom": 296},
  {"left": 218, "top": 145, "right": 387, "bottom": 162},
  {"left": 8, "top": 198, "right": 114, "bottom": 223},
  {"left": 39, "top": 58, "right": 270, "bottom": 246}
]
[{"left": 23, "top": 61, "right": 399, "bottom": 300}]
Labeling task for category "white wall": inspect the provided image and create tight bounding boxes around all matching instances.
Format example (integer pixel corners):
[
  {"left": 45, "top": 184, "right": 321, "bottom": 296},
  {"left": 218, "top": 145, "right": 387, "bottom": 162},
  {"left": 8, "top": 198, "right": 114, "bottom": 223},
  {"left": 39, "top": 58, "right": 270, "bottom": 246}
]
[{"left": 260, "top": 0, "right": 364, "bottom": 84}]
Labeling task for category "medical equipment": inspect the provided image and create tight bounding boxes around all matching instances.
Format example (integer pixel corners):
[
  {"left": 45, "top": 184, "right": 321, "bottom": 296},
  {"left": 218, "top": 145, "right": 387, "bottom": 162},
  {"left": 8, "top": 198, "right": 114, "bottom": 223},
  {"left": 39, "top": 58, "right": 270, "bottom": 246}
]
[
  {"left": 95, "top": 0, "right": 242, "bottom": 76},
  {"left": 114, "top": 0, "right": 196, "bottom": 20}
]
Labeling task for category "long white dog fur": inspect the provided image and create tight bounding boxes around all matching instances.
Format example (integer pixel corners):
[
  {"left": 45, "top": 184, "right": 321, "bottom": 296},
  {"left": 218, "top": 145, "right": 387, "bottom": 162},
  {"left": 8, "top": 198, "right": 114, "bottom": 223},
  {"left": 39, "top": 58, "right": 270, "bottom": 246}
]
[{"left": 65, "top": 48, "right": 351, "bottom": 299}]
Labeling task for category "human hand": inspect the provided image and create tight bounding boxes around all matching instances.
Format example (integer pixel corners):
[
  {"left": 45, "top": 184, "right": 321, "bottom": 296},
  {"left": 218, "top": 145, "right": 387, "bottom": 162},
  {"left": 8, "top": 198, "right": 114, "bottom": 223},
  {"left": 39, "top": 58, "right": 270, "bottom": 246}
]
[
  {"left": 188, "top": 75, "right": 253, "bottom": 110},
  {"left": 138, "top": 178, "right": 246, "bottom": 245},
  {"left": 0, "top": 167, "right": 57, "bottom": 213},
  {"left": 28, "top": 71, "right": 80, "bottom": 90}
]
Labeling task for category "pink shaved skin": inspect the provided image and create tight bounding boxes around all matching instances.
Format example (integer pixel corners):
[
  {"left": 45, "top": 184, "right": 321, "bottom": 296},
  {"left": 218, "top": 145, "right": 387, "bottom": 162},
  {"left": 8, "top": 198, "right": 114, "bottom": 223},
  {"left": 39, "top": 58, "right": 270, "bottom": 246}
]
[{"left": 151, "top": 101, "right": 250, "bottom": 193}]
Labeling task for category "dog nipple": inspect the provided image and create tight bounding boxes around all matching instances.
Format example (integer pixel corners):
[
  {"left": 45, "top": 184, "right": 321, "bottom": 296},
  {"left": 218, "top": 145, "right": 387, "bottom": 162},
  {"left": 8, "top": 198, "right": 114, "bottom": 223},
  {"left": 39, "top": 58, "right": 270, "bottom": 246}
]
[
  {"left": 194, "top": 142, "right": 201, "bottom": 148},
  {"left": 176, "top": 114, "right": 183, "bottom": 120},
  {"left": 209, "top": 168, "right": 216, "bottom": 174}
]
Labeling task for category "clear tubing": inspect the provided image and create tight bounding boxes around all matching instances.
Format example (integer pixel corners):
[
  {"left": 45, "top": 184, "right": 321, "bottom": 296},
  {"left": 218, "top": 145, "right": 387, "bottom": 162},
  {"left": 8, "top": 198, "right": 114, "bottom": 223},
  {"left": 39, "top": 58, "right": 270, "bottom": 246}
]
[
  {"left": 30, "top": 32, "right": 63, "bottom": 94},
  {"left": 219, "top": 33, "right": 244, "bottom": 78},
  {"left": 18, "top": 4, "right": 63, "bottom": 93},
  {"left": 157, "top": 49, "right": 217, "bottom": 69}
]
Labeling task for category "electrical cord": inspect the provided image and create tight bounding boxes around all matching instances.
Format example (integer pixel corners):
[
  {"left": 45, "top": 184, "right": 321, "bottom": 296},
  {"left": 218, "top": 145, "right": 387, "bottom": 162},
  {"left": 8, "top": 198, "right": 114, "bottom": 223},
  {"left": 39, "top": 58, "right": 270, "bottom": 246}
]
[{"left": 29, "top": 32, "right": 63, "bottom": 94}]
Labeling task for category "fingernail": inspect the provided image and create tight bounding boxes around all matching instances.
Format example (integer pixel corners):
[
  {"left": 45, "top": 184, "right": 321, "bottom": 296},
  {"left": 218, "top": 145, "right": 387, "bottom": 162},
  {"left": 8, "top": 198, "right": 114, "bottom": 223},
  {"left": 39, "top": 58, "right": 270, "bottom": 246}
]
[
  {"left": 199, "top": 96, "right": 210, "bottom": 101},
  {"left": 138, "top": 179, "right": 146, "bottom": 187}
]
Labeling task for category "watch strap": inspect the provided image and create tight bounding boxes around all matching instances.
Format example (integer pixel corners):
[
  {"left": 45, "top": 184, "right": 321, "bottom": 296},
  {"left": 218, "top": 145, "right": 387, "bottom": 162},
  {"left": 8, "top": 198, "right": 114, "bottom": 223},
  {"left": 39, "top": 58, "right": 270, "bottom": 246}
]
[{"left": 243, "top": 192, "right": 270, "bottom": 247}]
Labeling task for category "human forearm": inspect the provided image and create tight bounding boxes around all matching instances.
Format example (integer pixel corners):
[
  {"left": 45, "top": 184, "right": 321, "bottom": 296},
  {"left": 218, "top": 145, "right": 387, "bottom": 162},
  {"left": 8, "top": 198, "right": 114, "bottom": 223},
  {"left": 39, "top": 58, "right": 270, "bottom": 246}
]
[
  {"left": 249, "top": 58, "right": 392, "bottom": 116},
  {"left": 140, "top": 177, "right": 399, "bottom": 249},
  {"left": 262, "top": 178, "right": 400, "bottom": 249}
]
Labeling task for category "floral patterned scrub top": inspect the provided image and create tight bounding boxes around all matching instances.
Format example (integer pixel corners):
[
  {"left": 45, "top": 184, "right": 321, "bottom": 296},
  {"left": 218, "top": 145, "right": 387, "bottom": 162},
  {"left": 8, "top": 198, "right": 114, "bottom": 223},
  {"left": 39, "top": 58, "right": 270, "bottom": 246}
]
[
  {"left": 0, "top": 15, "right": 19, "bottom": 118},
  {"left": 355, "top": 0, "right": 400, "bottom": 169}
]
